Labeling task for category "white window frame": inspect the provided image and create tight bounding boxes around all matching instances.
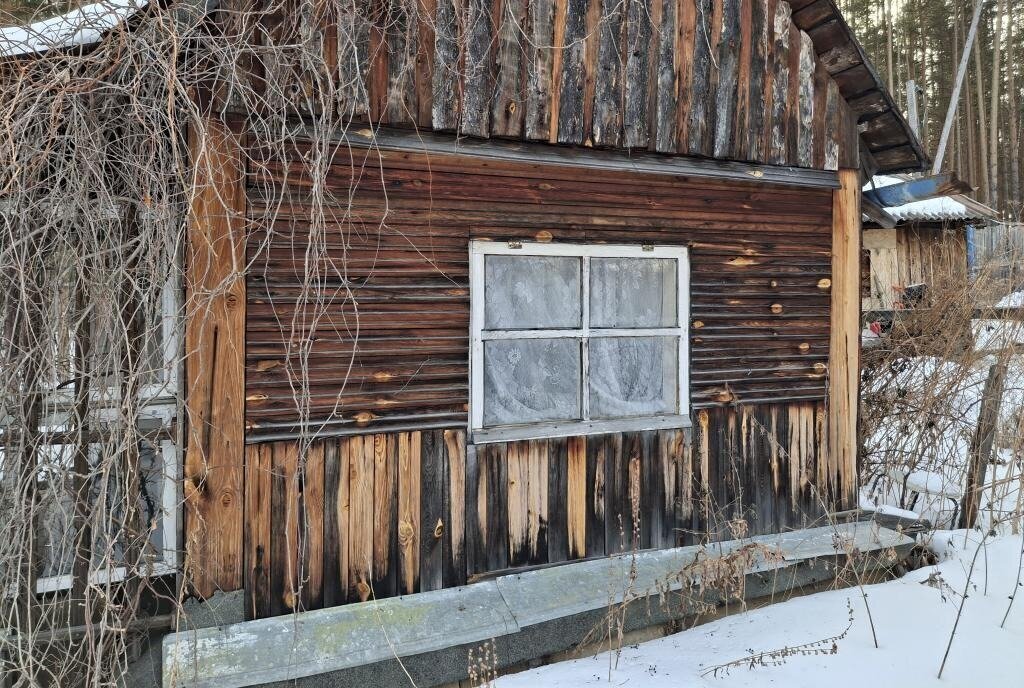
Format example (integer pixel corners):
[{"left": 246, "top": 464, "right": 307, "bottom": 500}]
[
  {"left": 469, "top": 240, "right": 690, "bottom": 443},
  {"left": 21, "top": 438, "right": 180, "bottom": 595}
]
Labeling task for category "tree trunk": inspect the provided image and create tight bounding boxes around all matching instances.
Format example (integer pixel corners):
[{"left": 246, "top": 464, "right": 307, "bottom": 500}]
[
  {"left": 1007, "top": 8, "right": 1020, "bottom": 212},
  {"left": 974, "top": 17, "right": 990, "bottom": 202},
  {"left": 988, "top": 0, "right": 1005, "bottom": 208}
]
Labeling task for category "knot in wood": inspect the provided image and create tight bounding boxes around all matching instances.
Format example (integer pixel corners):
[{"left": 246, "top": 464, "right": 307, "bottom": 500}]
[
  {"left": 433, "top": 518, "right": 444, "bottom": 539},
  {"left": 225, "top": 294, "right": 239, "bottom": 309},
  {"left": 398, "top": 520, "right": 415, "bottom": 545},
  {"left": 219, "top": 489, "right": 234, "bottom": 507}
]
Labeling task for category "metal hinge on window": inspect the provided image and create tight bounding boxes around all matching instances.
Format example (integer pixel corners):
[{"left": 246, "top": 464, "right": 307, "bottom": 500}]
[{"left": 508, "top": 241, "right": 523, "bottom": 249}]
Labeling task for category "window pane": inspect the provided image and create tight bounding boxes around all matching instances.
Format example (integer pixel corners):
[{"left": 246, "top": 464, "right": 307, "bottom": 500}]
[
  {"left": 484, "top": 255, "right": 582, "bottom": 329},
  {"left": 590, "top": 258, "right": 677, "bottom": 328},
  {"left": 588, "top": 337, "right": 678, "bottom": 418},
  {"left": 483, "top": 338, "right": 581, "bottom": 426},
  {"left": 32, "top": 439, "right": 170, "bottom": 579}
]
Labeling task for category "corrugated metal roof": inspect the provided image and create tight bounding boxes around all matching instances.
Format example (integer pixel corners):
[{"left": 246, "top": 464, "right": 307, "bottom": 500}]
[{"left": 863, "top": 175, "right": 997, "bottom": 223}]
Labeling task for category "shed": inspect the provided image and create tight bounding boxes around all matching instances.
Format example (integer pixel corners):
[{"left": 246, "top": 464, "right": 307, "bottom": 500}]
[
  {"left": 1, "top": 0, "right": 928, "bottom": 683},
  {"left": 862, "top": 175, "right": 997, "bottom": 311}
]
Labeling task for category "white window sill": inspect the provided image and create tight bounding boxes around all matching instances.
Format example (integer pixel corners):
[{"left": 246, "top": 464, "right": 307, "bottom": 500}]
[{"left": 471, "top": 414, "right": 692, "bottom": 445}]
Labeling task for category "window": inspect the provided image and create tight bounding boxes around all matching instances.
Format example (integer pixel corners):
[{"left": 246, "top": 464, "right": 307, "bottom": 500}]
[
  {"left": 32, "top": 438, "right": 180, "bottom": 593},
  {"left": 470, "top": 241, "right": 689, "bottom": 443}
]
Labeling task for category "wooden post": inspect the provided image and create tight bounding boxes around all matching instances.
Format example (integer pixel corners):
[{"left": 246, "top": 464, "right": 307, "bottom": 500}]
[
  {"left": 829, "top": 169, "right": 861, "bottom": 510},
  {"left": 960, "top": 362, "right": 1007, "bottom": 529},
  {"left": 184, "top": 116, "right": 247, "bottom": 598}
]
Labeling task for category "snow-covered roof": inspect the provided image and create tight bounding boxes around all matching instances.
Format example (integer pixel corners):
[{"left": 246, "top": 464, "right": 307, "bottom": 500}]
[
  {"left": 0, "top": 0, "right": 147, "bottom": 58},
  {"left": 864, "top": 174, "right": 996, "bottom": 224}
]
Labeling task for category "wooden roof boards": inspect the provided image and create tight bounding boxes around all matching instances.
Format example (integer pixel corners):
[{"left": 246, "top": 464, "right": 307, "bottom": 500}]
[{"left": 787, "top": 0, "right": 930, "bottom": 173}]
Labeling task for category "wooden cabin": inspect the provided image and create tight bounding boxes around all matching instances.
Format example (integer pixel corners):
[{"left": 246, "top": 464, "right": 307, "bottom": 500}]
[
  {"left": 175, "top": 0, "right": 932, "bottom": 622},
  {"left": 3, "top": 0, "right": 931, "bottom": 682},
  {"left": 862, "top": 175, "right": 997, "bottom": 311}
]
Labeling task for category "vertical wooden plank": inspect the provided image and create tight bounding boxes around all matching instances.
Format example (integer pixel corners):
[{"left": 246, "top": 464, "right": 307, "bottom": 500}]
[
  {"left": 546, "top": 437, "right": 569, "bottom": 564},
  {"left": 337, "top": 4, "right": 372, "bottom": 117},
  {"left": 733, "top": 0, "right": 753, "bottom": 160},
  {"left": 372, "top": 434, "right": 398, "bottom": 599},
  {"left": 581, "top": 0, "right": 603, "bottom": 144},
  {"left": 556, "top": 0, "right": 589, "bottom": 144},
  {"left": 654, "top": 0, "right": 678, "bottom": 152},
  {"left": 643, "top": 430, "right": 663, "bottom": 550},
  {"left": 838, "top": 98, "right": 859, "bottom": 169},
  {"left": 492, "top": 0, "right": 528, "bottom": 136},
  {"left": 397, "top": 431, "right": 421, "bottom": 594},
  {"left": 623, "top": 0, "right": 653, "bottom": 148},
  {"left": 686, "top": 0, "right": 715, "bottom": 155},
  {"left": 443, "top": 430, "right": 467, "bottom": 587},
  {"left": 547, "top": 0, "right": 566, "bottom": 142},
  {"left": 464, "top": 443, "right": 480, "bottom": 575},
  {"left": 592, "top": 0, "right": 626, "bottom": 147},
  {"left": 185, "top": 117, "right": 246, "bottom": 599},
  {"left": 675, "top": 0, "right": 696, "bottom": 152},
  {"left": 368, "top": 5, "right": 390, "bottom": 122},
  {"left": 812, "top": 61, "right": 828, "bottom": 168},
  {"left": 432, "top": 0, "right": 461, "bottom": 130},
  {"left": 824, "top": 79, "right": 842, "bottom": 171},
  {"left": 244, "top": 443, "right": 271, "bottom": 620},
  {"left": 416, "top": 0, "right": 437, "bottom": 127},
  {"left": 347, "top": 436, "right": 374, "bottom": 602},
  {"left": 795, "top": 30, "right": 815, "bottom": 167},
  {"left": 767, "top": 0, "right": 790, "bottom": 164},
  {"left": 524, "top": 0, "right": 556, "bottom": 139},
  {"left": 694, "top": 409, "right": 711, "bottom": 543},
  {"left": 420, "top": 429, "right": 445, "bottom": 591},
  {"left": 301, "top": 441, "right": 325, "bottom": 610},
  {"left": 506, "top": 440, "right": 530, "bottom": 567},
  {"left": 270, "top": 442, "right": 299, "bottom": 615},
  {"left": 585, "top": 433, "right": 607, "bottom": 557},
  {"left": 526, "top": 439, "right": 549, "bottom": 565},
  {"left": 746, "top": 0, "right": 768, "bottom": 161},
  {"left": 666, "top": 428, "right": 690, "bottom": 546},
  {"left": 565, "top": 436, "right": 586, "bottom": 559},
  {"left": 480, "top": 443, "right": 509, "bottom": 572},
  {"left": 830, "top": 169, "right": 861, "bottom": 512},
  {"left": 712, "top": 0, "right": 741, "bottom": 158},
  {"left": 604, "top": 434, "right": 628, "bottom": 554},
  {"left": 322, "top": 439, "right": 347, "bottom": 607},
  {"left": 644, "top": 0, "right": 662, "bottom": 151},
  {"left": 462, "top": 0, "right": 494, "bottom": 136},
  {"left": 386, "top": 0, "right": 419, "bottom": 123}
]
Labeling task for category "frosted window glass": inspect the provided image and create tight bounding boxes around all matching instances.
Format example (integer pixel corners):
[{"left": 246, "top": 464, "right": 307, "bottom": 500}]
[
  {"left": 484, "top": 255, "right": 582, "bottom": 329},
  {"left": 483, "top": 338, "right": 581, "bottom": 426},
  {"left": 588, "top": 337, "right": 677, "bottom": 418},
  {"left": 590, "top": 258, "right": 677, "bottom": 328}
]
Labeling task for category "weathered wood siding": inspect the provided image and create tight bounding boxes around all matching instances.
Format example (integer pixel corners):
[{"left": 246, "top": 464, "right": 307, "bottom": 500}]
[
  {"left": 245, "top": 141, "right": 835, "bottom": 436},
  {"left": 234, "top": 138, "right": 847, "bottom": 618},
  {"left": 243, "top": 405, "right": 832, "bottom": 617},
  {"left": 219, "top": 0, "right": 859, "bottom": 171},
  {"left": 862, "top": 223, "right": 968, "bottom": 310}
]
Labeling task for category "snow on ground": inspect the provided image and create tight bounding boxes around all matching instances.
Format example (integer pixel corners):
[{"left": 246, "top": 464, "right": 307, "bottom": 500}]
[
  {"left": 497, "top": 531, "right": 1024, "bottom": 688},
  {"left": 497, "top": 348, "right": 1024, "bottom": 688}
]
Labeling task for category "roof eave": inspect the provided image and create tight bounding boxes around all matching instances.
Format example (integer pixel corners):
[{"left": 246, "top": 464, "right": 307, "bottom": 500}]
[{"left": 788, "top": 0, "right": 930, "bottom": 174}]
